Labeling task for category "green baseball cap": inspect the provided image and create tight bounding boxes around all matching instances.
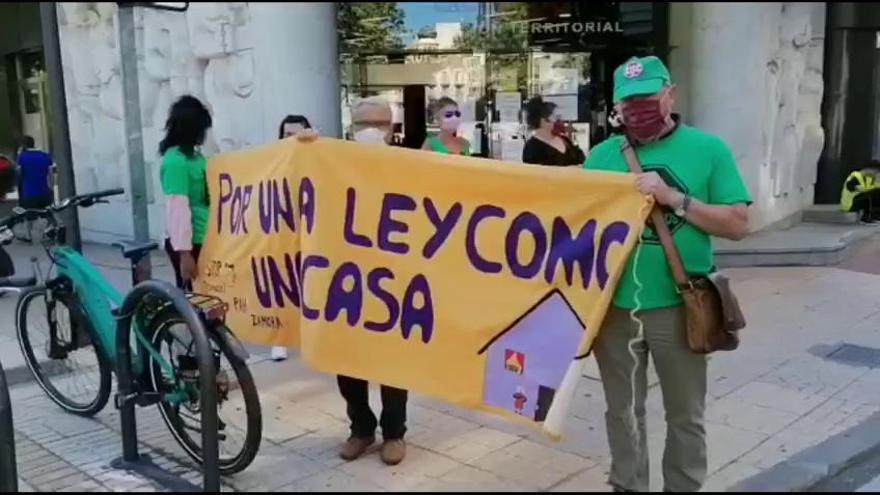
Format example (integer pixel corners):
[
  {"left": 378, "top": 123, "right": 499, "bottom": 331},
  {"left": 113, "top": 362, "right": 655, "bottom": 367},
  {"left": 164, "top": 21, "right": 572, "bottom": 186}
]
[{"left": 613, "top": 56, "right": 672, "bottom": 103}]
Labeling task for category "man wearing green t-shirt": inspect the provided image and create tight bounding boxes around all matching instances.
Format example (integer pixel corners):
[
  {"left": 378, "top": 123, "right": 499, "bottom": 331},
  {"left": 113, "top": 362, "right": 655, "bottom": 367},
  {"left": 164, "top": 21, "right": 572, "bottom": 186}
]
[{"left": 584, "top": 56, "right": 751, "bottom": 492}]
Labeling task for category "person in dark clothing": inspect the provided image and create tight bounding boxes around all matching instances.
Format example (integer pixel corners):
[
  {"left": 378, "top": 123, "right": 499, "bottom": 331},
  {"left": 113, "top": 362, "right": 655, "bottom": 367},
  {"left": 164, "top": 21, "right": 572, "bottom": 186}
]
[
  {"left": 521, "top": 96, "right": 586, "bottom": 167},
  {"left": 278, "top": 114, "right": 312, "bottom": 140},
  {"left": 337, "top": 96, "right": 409, "bottom": 467},
  {"left": 271, "top": 114, "right": 314, "bottom": 362}
]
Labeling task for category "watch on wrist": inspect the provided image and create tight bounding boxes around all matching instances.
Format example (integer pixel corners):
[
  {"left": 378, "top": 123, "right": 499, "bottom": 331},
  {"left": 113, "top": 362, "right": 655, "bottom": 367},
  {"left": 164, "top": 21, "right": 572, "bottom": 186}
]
[{"left": 674, "top": 194, "right": 691, "bottom": 217}]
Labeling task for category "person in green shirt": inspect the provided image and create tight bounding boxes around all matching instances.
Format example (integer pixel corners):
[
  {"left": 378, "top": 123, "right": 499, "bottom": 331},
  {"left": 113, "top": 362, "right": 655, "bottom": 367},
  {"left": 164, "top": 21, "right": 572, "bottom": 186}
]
[
  {"left": 584, "top": 56, "right": 751, "bottom": 493},
  {"left": 421, "top": 97, "right": 471, "bottom": 156},
  {"left": 159, "top": 95, "right": 213, "bottom": 290}
]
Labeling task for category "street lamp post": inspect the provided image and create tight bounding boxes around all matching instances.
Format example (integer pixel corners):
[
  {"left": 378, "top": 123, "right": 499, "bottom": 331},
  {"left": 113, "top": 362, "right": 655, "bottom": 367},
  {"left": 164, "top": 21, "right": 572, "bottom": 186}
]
[
  {"left": 39, "top": 2, "right": 81, "bottom": 251},
  {"left": 117, "top": 3, "right": 152, "bottom": 280}
]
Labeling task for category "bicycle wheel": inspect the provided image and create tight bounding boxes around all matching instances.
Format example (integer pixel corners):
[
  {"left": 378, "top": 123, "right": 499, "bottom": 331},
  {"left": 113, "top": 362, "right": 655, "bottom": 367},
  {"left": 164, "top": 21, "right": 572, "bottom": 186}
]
[
  {"left": 16, "top": 285, "right": 112, "bottom": 416},
  {"left": 147, "top": 308, "right": 262, "bottom": 475}
]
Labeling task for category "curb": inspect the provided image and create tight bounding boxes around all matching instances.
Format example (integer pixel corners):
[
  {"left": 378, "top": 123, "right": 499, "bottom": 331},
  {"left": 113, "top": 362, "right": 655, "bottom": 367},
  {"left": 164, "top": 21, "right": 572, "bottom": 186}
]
[
  {"left": 3, "top": 364, "right": 37, "bottom": 388},
  {"left": 716, "top": 229, "right": 880, "bottom": 268},
  {"left": 3, "top": 359, "right": 71, "bottom": 388},
  {"left": 4, "top": 350, "right": 274, "bottom": 389},
  {"left": 730, "top": 411, "right": 880, "bottom": 492}
]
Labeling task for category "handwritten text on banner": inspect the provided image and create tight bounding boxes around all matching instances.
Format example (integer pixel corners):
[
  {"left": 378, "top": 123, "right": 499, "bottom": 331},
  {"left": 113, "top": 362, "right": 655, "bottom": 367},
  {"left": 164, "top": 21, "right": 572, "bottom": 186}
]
[{"left": 196, "top": 138, "right": 650, "bottom": 437}]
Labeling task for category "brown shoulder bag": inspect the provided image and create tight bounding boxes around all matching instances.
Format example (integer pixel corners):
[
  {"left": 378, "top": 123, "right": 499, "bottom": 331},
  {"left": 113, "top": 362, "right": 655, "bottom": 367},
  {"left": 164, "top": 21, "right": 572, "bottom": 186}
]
[{"left": 620, "top": 140, "right": 746, "bottom": 354}]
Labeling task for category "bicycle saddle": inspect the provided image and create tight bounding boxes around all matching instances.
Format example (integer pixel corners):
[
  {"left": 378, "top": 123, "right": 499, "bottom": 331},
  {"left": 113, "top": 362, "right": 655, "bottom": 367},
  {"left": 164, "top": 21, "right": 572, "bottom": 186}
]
[{"left": 113, "top": 240, "right": 159, "bottom": 261}]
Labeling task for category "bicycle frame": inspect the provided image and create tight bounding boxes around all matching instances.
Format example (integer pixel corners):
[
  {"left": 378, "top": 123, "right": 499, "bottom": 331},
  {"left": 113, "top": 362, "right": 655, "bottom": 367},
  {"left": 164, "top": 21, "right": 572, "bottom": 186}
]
[{"left": 50, "top": 245, "right": 190, "bottom": 403}]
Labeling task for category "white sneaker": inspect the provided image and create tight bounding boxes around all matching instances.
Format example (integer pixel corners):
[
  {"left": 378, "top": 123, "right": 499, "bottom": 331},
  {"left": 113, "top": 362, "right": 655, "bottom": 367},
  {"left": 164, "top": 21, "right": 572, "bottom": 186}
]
[{"left": 271, "top": 346, "right": 288, "bottom": 361}]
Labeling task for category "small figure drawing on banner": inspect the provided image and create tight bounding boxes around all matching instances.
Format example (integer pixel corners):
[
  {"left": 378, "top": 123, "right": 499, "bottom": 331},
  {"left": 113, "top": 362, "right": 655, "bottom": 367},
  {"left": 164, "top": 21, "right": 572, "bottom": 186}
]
[{"left": 513, "top": 386, "right": 528, "bottom": 416}]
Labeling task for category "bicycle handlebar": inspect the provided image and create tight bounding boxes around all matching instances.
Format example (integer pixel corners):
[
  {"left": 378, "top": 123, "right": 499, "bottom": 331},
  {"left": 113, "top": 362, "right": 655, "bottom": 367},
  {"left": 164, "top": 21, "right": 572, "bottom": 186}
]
[{"left": 0, "top": 188, "right": 125, "bottom": 230}]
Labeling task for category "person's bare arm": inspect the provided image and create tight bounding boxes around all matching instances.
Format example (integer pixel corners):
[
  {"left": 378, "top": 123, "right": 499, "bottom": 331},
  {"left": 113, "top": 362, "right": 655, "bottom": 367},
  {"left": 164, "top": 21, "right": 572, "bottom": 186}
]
[
  {"left": 636, "top": 172, "right": 749, "bottom": 241},
  {"left": 678, "top": 196, "right": 749, "bottom": 240}
]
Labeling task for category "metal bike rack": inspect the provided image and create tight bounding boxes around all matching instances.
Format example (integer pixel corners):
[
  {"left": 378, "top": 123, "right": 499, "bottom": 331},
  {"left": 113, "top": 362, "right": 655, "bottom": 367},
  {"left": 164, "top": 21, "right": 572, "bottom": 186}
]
[
  {"left": 114, "top": 280, "right": 219, "bottom": 492},
  {"left": 0, "top": 359, "right": 17, "bottom": 492}
]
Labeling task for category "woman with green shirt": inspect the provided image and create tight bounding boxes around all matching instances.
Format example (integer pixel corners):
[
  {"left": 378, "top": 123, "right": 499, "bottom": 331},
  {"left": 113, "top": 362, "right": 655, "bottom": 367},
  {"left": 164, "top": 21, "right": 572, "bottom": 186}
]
[
  {"left": 159, "top": 95, "right": 212, "bottom": 290},
  {"left": 421, "top": 97, "right": 470, "bottom": 156}
]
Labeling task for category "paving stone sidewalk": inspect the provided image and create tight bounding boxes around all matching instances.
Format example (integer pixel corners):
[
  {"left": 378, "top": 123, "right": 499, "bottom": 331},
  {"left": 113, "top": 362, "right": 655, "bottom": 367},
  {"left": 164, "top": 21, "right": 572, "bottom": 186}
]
[{"left": 5, "top": 242, "right": 880, "bottom": 491}]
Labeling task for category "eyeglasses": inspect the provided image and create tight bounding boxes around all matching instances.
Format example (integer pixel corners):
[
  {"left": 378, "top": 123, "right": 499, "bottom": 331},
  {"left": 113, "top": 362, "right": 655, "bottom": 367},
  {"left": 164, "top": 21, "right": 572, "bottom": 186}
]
[{"left": 443, "top": 110, "right": 462, "bottom": 119}]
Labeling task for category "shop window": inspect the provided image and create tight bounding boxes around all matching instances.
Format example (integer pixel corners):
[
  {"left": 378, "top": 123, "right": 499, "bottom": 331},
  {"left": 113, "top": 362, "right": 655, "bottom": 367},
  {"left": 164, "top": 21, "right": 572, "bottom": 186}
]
[{"left": 337, "top": 2, "right": 668, "bottom": 154}]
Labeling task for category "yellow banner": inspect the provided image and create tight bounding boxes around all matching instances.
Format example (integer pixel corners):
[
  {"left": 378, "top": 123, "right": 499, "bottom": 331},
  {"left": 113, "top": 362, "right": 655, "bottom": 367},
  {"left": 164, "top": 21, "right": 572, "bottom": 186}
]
[{"left": 196, "top": 138, "right": 650, "bottom": 437}]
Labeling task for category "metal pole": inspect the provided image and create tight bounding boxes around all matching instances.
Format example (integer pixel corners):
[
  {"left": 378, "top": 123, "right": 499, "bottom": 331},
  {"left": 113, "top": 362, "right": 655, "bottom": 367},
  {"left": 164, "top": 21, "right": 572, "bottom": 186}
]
[
  {"left": 114, "top": 280, "right": 220, "bottom": 491},
  {"left": 117, "top": 4, "right": 152, "bottom": 279},
  {"left": 0, "top": 360, "right": 18, "bottom": 493},
  {"left": 39, "top": 2, "right": 82, "bottom": 252},
  {"left": 114, "top": 311, "right": 140, "bottom": 463},
  {"left": 193, "top": 318, "right": 220, "bottom": 492}
]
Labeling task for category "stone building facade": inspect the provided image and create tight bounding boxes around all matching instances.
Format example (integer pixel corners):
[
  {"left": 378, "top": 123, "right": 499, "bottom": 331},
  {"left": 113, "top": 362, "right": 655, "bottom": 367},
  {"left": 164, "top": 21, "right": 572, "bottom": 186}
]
[
  {"left": 670, "top": 2, "right": 826, "bottom": 230},
  {"left": 56, "top": 2, "right": 339, "bottom": 242},
  {"left": 52, "top": 2, "right": 828, "bottom": 242}
]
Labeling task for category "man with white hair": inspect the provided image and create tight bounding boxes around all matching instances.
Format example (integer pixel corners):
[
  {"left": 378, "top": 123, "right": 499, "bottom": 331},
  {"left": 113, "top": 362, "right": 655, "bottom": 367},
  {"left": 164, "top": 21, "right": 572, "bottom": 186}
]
[
  {"left": 349, "top": 96, "right": 395, "bottom": 145},
  {"left": 336, "top": 95, "right": 409, "bottom": 466}
]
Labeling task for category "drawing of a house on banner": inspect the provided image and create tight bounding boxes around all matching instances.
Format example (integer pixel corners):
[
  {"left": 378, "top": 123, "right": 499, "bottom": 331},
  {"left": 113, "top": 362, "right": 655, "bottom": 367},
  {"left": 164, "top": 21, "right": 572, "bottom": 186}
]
[{"left": 479, "top": 290, "right": 586, "bottom": 422}]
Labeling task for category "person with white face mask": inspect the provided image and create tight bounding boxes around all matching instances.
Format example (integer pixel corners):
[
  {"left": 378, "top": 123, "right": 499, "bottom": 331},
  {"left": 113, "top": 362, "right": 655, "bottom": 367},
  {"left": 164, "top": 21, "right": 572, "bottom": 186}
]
[
  {"left": 339, "top": 96, "right": 410, "bottom": 467},
  {"left": 421, "top": 97, "right": 470, "bottom": 156},
  {"left": 350, "top": 97, "right": 395, "bottom": 146}
]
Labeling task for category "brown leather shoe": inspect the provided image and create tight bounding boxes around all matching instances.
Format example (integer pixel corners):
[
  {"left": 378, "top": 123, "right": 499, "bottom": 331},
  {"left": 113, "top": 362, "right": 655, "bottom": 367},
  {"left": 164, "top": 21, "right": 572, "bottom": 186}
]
[
  {"left": 380, "top": 439, "right": 406, "bottom": 466},
  {"left": 339, "top": 435, "right": 375, "bottom": 461}
]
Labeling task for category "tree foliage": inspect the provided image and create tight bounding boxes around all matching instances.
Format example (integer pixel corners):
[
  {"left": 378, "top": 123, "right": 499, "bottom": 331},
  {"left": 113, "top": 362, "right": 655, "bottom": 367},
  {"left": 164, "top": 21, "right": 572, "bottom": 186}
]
[
  {"left": 452, "top": 3, "right": 528, "bottom": 52},
  {"left": 337, "top": 2, "right": 406, "bottom": 53},
  {"left": 453, "top": 3, "right": 529, "bottom": 90}
]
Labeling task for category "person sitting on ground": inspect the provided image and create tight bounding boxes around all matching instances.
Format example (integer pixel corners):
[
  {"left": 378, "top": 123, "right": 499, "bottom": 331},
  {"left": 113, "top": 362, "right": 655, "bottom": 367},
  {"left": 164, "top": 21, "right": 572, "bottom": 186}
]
[
  {"left": 422, "top": 97, "right": 470, "bottom": 156},
  {"left": 840, "top": 162, "right": 880, "bottom": 223}
]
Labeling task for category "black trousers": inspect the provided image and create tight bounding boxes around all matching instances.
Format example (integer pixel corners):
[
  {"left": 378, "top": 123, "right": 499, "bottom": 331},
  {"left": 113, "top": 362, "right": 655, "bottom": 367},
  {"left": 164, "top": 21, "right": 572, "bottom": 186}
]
[
  {"left": 164, "top": 239, "right": 202, "bottom": 291},
  {"left": 851, "top": 190, "right": 880, "bottom": 221},
  {"left": 336, "top": 375, "right": 408, "bottom": 440}
]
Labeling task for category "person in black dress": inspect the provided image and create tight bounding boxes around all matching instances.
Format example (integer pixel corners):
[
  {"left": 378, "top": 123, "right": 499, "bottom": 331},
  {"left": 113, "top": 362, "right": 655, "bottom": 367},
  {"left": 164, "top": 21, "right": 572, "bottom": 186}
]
[{"left": 522, "top": 96, "right": 586, "bottom": 167}]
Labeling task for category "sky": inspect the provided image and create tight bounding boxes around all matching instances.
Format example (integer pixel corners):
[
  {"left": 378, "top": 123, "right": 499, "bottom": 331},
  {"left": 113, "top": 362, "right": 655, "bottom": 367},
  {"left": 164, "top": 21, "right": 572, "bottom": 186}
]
[{"left": 399, "top": 2, "right": 481, "bottom": 45}]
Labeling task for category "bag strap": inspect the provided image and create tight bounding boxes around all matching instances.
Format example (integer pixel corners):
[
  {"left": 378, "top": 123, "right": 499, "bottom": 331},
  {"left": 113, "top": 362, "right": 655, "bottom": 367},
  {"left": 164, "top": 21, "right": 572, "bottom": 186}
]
[{"left": 619, "top": 140, "right": 692, "bottom": 290}]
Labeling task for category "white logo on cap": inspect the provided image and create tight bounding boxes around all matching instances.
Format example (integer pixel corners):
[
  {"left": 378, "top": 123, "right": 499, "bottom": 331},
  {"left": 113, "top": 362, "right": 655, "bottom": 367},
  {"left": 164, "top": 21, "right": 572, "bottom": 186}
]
[{"left": 624, "top": 62, "right": 643, "bottom": 79}]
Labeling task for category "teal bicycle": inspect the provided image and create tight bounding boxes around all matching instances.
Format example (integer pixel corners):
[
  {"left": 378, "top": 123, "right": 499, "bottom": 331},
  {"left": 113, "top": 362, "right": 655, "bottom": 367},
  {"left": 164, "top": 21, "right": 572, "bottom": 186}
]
[{"left": 0, "top": 189, "right": 262, "bottom": 475}]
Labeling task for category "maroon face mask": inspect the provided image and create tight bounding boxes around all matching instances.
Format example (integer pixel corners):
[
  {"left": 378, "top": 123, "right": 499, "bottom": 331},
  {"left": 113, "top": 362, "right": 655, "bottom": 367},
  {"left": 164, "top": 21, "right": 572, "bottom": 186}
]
[
  {"left": 551, "top": 119, "right": 567, "bottom": 136},
  {"left": 620, "top": 97, "right": 668, "bottom": 142}
]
